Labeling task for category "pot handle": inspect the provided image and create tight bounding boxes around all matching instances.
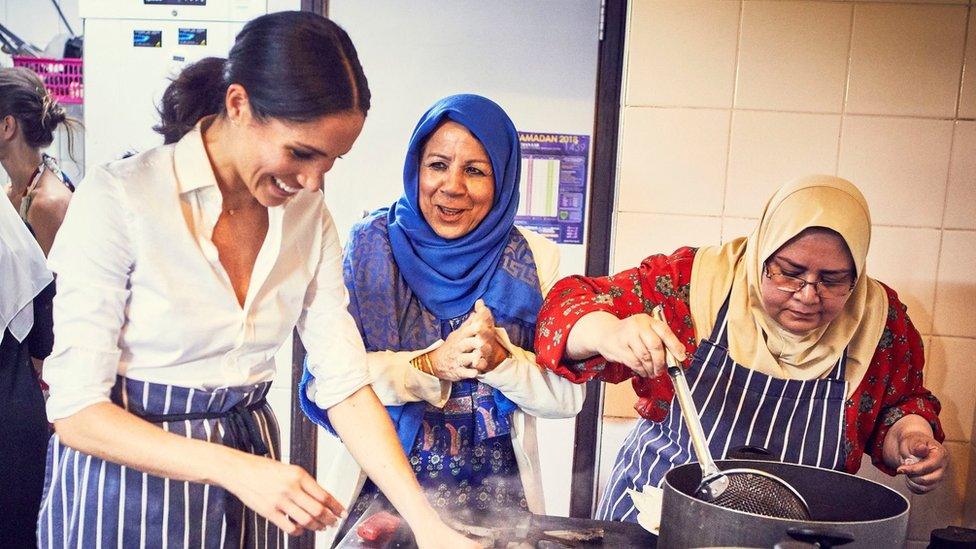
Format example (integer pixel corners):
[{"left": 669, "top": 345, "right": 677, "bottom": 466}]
[{"left": 786, "top": 527, "right": 855, "bottom": 548}]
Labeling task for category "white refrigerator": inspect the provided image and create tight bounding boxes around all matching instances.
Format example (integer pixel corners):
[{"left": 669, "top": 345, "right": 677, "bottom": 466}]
[{"left": 79, "top": 0, "right": 297, "bottom": 166}]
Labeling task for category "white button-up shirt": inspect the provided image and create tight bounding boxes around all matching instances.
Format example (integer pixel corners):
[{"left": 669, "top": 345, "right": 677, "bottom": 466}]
[{"left": 44, "top": 124, "right": 370, "bottom": 420}]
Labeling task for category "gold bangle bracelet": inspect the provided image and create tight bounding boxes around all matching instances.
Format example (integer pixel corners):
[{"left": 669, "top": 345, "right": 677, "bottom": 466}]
[
  {"left": 410, "top": 354, "right": 424, "bottom": 372},
  {"left": 411, "top": 352, "right": 435, "bottom": 376},
  {"left": 421, "top": 353, "right": 435, "bottom": 376}
]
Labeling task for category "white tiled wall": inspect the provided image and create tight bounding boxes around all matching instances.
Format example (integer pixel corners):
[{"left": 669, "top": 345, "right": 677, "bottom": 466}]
[{"left": 606, "top": 1, "right": 976, "bottom": 543}]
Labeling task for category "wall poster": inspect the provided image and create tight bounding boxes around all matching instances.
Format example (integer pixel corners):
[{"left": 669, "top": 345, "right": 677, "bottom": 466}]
[{"left": 515, "top": 132, "right": 589, "bottom": 244}]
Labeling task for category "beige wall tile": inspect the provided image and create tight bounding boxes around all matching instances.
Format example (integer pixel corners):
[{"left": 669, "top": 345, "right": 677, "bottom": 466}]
[
  {"left": 722, "top": 217, "right": 758, "bottom": 243},
  {"left": 847, "top": 4, "right": 967, "bottom": 117},
  {"left": 604, "top": 381, "right": 639, "bottom": 418},
  {"left": 869, "top": 226, "right": 941, "bottom": 334},
  {"left": 626, "top": 0, "right": 740, "bottom": 109},
  {"left": 735, "top": 1, "right": 851, "bottom": 112},
  {"left": 933, "top": 230, "right": 976, "bottom": 338},
  {"left": 908, "top": 441, "right": 970, "bottom": 539},
  {"left": 925, "top": 337, "right": 976, "bottom": 443},
  {"left": 961, "top": 10, "right": 976, "bottom": 118},
  {"left": 726, "top": 110, "right": 841, "bottom": 218},
  {"left": 945, "top": 122, "right": 976, "bottom": 230},
  {"left": 838, "top": 116, "right": 953, "bottom": 228},
  {"left": 612, "top": 212, "right": 722, "bottom": 273},
  {"left": 617, "top": 107, "right": 730, "bottom": 216}
]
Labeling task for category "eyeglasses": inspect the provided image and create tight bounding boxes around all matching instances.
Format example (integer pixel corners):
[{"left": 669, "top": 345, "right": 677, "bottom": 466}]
[{"left": 763, "top": 265, "right": 855, "bottom": 299}]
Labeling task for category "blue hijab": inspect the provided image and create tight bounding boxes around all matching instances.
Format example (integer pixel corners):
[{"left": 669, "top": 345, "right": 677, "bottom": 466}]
[{"left": 387, "top": 94, "right": 525, "bottom": 321}]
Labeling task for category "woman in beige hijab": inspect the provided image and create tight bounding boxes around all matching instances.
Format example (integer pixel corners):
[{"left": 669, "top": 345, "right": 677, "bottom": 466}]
[{"left": 534, "top": 175, "right": 946, "bottom": 523}]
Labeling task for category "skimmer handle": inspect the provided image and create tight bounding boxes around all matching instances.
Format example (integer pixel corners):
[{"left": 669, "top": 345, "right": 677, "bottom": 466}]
[{"left": 652, "top": 306, "right": 721, "bottom": 480}]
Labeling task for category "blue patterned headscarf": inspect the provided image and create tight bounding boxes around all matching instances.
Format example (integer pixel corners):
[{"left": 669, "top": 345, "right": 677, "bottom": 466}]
[{"left": 387, "top": 94, "right": 523, "bottom": 321}]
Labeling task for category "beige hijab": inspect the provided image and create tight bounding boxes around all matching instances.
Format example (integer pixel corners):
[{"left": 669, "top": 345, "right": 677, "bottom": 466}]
[{"left": 689, "top": 175, "right": 888, "bottom": 395}]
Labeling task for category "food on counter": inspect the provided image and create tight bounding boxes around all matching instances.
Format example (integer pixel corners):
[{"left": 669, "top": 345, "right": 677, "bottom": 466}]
[
  {"left": 542, "top": 528, "right": 605, "bottom": 542},
  {"left": 356, "top": 511, "right": 402, "bottom": 544}
]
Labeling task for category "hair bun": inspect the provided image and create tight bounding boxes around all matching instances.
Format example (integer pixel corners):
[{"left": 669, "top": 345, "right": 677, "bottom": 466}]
[{"left": 40, "top": 93, "right": 67, "bottom": 132}]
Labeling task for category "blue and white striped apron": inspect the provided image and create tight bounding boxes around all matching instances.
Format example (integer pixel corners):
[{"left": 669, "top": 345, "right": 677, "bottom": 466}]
[
  {"left": 37, "top": 377, "right": 284, "bottom": 548},
  {"left": 599, "top": 297, "right": 849, "bottom": 522}
]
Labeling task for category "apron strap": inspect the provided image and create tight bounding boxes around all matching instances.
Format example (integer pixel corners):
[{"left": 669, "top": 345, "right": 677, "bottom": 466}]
[
  {"left": 141, "top": 398, "right": 270, "bottom": 456},
  {"left": 830, "top": 347, "right": 849, "bottom": 380},
  {"left": 711, "top": 294, "right": 733, "bottom": 346}
]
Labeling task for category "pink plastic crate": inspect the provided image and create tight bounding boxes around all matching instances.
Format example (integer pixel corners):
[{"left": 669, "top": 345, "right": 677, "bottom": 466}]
[{"left": 12, "top": 56, "right": 83, "bottom": 104}]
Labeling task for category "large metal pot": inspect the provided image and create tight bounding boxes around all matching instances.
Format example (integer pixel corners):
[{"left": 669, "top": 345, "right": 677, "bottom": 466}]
[{"left": 659, "top": 459, "right": 908, "bottom": 548}]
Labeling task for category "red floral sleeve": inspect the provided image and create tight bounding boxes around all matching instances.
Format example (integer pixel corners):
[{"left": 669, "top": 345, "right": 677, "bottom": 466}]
[
  {"left": 535, "top": 247, "right": 700, "bottom": 421},
  {"left": 844, "top": 284, "right": 945, "bottom": 474}
]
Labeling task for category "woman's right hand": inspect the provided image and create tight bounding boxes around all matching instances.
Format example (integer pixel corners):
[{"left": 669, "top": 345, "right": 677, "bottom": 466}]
[
  {"left": 220, "top": 451, "right": 345, "bottom": 536},
  {"left": 427, "top": 301, "right": 498, "bottom": 381},
  {"left": 585, "top": 312, "right": 687, "bottom": 378}
]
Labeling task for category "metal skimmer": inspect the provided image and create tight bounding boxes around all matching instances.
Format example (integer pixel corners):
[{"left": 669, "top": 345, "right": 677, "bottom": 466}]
[{"left": 652, "top": 307, "right": 812, "bottom": 521}]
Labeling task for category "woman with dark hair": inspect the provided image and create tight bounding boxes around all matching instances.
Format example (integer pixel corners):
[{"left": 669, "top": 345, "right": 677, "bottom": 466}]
[
  {"left": 535, "top": 176, "right": 947, "bottom": 522},
  {"left": 37, "top": 12, "right": 474, "bottom": 549},
  {"left": 1, "top": 66, "right": 78, "bottom": 255},
  {"left": 0, "top": 194, "right": 54, "bottom": 548},
  {"left": 300, "top": 95, "right": 584, "bottom": 543}
]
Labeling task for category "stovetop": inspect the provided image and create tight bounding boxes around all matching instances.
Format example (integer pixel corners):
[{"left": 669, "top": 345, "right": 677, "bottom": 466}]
[{"left": 333, "top": 501, "right": 657, "bottom": 548}]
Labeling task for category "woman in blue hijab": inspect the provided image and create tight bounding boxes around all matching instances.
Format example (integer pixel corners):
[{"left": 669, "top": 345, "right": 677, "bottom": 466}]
[{"left": 301, "top": 94, "right": 583, "bottom": 533}]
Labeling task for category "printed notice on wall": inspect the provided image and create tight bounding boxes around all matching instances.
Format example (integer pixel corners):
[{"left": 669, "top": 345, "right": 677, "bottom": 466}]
[{"left": 515, "top": 132, "right": 589, "bottom": 244}]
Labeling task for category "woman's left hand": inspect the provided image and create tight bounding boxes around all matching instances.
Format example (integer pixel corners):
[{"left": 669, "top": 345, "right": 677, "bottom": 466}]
[
  {"left": 885, "top": 414, "right": 949, "bottom": 494},
  {"left": 896, "top": 430, "right": 949, "bottom": 494}
]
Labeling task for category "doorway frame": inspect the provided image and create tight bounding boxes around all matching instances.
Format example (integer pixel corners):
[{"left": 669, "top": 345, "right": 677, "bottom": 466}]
[{"left": 568, "top": 0, "right": 628, "bottom": 519}]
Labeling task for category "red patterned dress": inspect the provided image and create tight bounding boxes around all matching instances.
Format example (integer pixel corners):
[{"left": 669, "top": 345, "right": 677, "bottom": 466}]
[{"left": 534, "top": 247, "right": 943, "bottom": 476}]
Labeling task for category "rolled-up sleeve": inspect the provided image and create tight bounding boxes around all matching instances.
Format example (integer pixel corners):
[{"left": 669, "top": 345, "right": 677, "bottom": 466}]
[
  {"left": 366, "top": 342, "right": 452, "bottom": 408},
  {"left": 479, "top": 327, "right": 585, "bottom": 419},
  {"left": 44, "top": 167, "right": 134, "bottom": 420},
  {"left": 297, "top": 208, "right": 372, "bottom": 412}
]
